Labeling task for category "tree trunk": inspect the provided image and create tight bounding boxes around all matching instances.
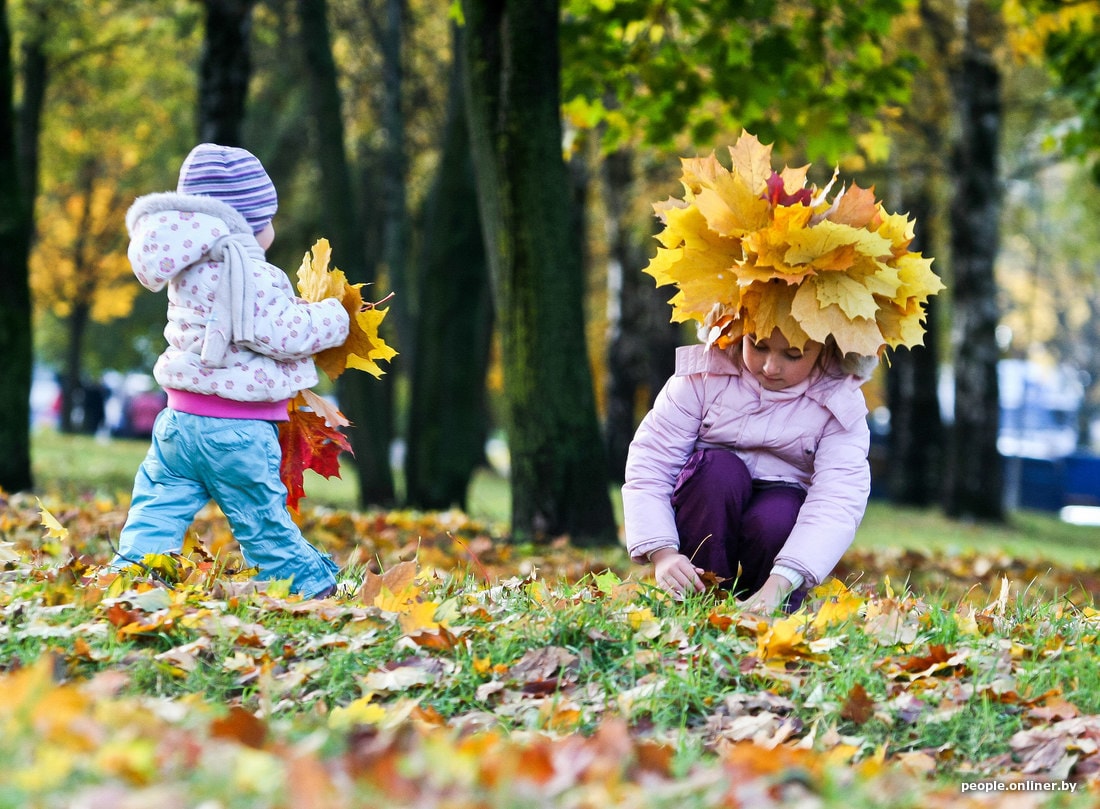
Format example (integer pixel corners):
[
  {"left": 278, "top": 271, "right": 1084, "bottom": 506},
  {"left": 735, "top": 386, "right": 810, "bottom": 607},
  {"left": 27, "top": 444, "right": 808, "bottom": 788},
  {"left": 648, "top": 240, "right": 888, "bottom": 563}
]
[
  {"left": 602, "top": 148, "right": 679, "bottom": 482},
  {"left": 59, "top": 159, "right": 102, "bottom": 434},
  {"left": 60, "top": 303, "right": 89, "bottom": 434},
  {"left": 405, "top": 24, "right": 493, "bottom": 510},
  {"left": 17, "top": 9, "right": 44, "bottom": 203},
  {"left": 0, "top": 0, "right": 34, "bottom": 492},
  {"left": 198, "top": 0, "right": 256, "bottom": 146},
  {"left": 885, "top": 183, "right": 944, "bottom": 506},
  {"left": 376, "top": 0, "right": 412, "bottom": 365},
  {"left": 461, "top": 0, "right": 616, "bottom": 546},
  {"left": 299, "top": 0, "right": 396, "bottom": 505},
  {"left": 944, "top": 0, "right": 1004, "bottom": 521}
]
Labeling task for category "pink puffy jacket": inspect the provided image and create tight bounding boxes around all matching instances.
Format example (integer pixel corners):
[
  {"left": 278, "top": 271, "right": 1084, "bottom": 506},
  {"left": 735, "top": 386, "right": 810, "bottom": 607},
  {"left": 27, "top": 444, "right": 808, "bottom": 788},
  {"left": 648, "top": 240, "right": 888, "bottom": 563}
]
[{"left": 622, "top": 344, "right": 871, "bottom": 589}]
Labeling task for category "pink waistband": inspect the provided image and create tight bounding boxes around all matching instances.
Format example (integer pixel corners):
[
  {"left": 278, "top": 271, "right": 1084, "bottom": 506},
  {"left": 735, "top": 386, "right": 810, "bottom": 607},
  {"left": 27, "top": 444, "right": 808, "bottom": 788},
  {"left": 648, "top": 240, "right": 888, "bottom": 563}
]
[{"left": 166, "top": 389, "right": 290, "bottom": 421}]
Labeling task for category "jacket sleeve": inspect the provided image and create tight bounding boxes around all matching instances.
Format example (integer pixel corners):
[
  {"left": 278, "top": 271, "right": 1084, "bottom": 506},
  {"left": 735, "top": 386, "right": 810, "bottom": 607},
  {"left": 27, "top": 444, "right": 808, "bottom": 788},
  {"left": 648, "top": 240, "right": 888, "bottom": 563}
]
[
  {"left": 771, "top": 411, "right": 870, "bottom": 589},
  {"left": 621, "top": 373, "right": 708, "bottom": 563},
  {"left": 236, "top": 268, "right": 350, "bottom": 362}
]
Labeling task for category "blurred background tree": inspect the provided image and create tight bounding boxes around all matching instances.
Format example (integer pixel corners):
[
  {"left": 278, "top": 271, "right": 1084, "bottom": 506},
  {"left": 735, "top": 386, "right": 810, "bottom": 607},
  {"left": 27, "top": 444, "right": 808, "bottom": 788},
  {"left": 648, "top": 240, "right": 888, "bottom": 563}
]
[
  {"left": 29, "top": 1, "right": 198, "bottom": 432},
  {"left": 0, "top": 0, "right": 33, "bottom": 492}
]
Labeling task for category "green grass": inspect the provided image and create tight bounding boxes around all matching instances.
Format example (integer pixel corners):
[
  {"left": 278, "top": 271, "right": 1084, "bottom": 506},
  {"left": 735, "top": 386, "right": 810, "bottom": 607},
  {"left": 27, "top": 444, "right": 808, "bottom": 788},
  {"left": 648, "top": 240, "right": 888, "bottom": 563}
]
[
  {"left": 31, "top": 428, "right": 1099, "bottom": 566},
  {"left": 32, "top": 428, "right": 483, "bottom": 515},
  {"left": 856, "top": 501, "right": 1100, "bottom": 568},
  {"left": 9, "top": 433, "right": 1100, "bottom": 804}
]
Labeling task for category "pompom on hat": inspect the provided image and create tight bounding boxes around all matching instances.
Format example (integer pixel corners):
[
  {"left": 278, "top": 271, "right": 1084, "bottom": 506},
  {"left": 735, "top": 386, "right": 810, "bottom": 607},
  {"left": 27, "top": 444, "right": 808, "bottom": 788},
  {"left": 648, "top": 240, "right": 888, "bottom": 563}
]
[
  {"left": 177, "top": 143, "right": 278, "bottom": 234},
  {"left": 646, "top": 131, "right": 944, "bottom": 358}
]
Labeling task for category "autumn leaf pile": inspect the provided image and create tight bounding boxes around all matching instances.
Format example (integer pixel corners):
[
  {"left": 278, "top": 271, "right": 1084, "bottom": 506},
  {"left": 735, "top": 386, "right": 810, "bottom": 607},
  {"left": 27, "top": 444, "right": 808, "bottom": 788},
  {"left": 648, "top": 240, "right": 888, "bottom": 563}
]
[
  {"left": 647, "top": 131, "right": 945, "bottom": 355},
  {"left": 2, "top": 491, "right": 1100, "bottom": 807},
  {"left": 278, "top": 239, "right": 397, "bottom": 511}
]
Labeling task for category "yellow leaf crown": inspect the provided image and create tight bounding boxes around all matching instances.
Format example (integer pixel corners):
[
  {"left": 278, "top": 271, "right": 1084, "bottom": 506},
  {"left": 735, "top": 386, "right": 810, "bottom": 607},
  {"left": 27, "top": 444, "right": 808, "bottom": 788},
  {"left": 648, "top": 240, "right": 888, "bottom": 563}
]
[{"left": 646, "top": 131, "right": 944, "bottom": 357}]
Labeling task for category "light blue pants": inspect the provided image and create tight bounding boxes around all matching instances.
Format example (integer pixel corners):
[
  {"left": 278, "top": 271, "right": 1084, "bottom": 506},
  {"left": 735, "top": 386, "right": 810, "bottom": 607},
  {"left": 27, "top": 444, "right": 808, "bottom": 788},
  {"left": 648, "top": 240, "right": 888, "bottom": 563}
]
[{"left": 113, "top": 409, "right": 338, "bottom": 597}]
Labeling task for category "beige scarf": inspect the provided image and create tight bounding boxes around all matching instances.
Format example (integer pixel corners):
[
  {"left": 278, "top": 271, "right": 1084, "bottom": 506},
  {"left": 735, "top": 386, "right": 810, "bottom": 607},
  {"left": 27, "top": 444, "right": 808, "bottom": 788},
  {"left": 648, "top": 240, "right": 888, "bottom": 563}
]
[{"left": 199, "top": 232, "right": 267, "bottom": 367}]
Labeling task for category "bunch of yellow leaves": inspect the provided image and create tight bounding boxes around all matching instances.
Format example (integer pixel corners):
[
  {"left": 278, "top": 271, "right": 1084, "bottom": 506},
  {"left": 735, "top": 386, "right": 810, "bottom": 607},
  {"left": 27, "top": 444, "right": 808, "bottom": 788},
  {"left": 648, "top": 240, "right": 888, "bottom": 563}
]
[
  {"left": 646, "top": 131, "right": 944, "bottom": 356},
  {"left": 295, "top": 238, "right": 398, "bottom": 380},
  {"left": 277, "top": 239, "right": 397, "bottom": 511}
]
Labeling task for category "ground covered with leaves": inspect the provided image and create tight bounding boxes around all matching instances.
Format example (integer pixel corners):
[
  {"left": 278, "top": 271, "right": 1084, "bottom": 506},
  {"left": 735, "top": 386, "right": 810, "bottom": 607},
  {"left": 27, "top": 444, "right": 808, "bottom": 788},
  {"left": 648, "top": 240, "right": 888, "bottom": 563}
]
[{"left": 2, "top": 490, "right": 1099, "bottom": 808}]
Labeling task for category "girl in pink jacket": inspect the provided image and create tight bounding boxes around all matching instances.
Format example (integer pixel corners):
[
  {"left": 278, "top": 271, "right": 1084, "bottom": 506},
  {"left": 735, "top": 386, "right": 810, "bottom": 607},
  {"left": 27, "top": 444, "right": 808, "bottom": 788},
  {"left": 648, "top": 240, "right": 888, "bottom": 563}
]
[
  {"left": 624, "top": 133, "right": 942, "bottom": 612},
  {"left": 623, "top": 330, "right": 875, "bottom": 612}
]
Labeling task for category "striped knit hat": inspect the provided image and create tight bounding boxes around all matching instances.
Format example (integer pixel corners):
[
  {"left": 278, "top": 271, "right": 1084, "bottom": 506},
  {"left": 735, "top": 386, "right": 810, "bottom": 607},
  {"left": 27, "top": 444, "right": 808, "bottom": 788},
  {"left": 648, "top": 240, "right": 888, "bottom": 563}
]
[{"left": 177, "top": 143, "right": 278, "bottom": 234}]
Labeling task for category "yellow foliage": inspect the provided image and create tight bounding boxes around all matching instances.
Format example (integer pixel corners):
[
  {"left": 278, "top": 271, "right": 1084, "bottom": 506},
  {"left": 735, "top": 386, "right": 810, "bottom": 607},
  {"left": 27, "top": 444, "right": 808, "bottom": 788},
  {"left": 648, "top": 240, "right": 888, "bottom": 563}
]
[
  {"left": 295, "top": 238, "right": 398, "bottom": 379},
  {"left": 811, "top": 581, "right": 867, "bottom": 632},
  {"left": 1003, "top": 0, "right": 1098, "bottom": 62},
  {"left": 645, "top": 131, "right": 944, "bottom": 355},
  {"left": 755, "top": 614, "right": 826, "bottom": 666},
  {"left": 296, "top": 238, "right": 346, "bottom": 301},
  {"left": 398, "top": 600, "right": 444, "bottom": 633},
  {"left": 328, "top": 694, "right": 388, "bottom": 729},
  {"left": 31, "top": 177, "right": 138, "bottom": 324}
]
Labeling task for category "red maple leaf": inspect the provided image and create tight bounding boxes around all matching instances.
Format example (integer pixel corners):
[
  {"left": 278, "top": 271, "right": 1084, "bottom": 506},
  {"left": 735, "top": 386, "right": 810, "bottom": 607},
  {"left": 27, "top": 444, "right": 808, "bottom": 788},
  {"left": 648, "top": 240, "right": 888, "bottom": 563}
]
[
  {"left": 278, "top": 392, "right": 354, "bottom": 512},
  {"left": 764, "top": 170, "right": 812, "bottom": 207}
]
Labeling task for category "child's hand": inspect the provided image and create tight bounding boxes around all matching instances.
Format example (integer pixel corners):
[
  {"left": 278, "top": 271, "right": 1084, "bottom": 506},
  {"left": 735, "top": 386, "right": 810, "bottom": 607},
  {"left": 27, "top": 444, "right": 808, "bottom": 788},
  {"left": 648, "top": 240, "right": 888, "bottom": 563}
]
[
  {"left": 738, "top": 573, "right": 794, "bottom": 614},
  {"left": 651, "top": 548, "right": 705, "bottom": 599}
]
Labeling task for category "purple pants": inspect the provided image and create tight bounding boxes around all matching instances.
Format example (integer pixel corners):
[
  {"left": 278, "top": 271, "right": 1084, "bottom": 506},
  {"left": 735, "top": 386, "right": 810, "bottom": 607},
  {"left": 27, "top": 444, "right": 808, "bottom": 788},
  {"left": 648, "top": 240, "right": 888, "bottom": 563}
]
[{"left": 672, "top": 448, "right": 807, "bottom": 608}]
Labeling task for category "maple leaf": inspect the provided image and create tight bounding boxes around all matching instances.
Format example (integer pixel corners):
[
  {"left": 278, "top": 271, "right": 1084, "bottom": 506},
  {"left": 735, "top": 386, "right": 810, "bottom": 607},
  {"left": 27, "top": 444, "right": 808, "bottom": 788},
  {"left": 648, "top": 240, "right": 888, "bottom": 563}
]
[
  {"left": 296, "top": 238, "right": 346, "bottom": 301},
  {"left": 692, "top": 172, "right": 771, "bottom": 237},
  {"left": 765, "top": 171, "right": 812, "bottom": 207},
  {"left": 825, "top": 182, "right": 880, "bottom": 229},
  {"left": 754, "top": 615, "right": 826, "bottom": 666},
  {"left": 839, "top": 682, "right": 876, "bottom": 725},
  {"left": 312, "top": 283, "right": 398, "bottom": 380},
  {"left": 329, "top": 694, "right": 388, "bottom": 730},
  {"left": 296, "top": 238, "right": 397, "bottom": 380},
  {"left": 210, "top": 706, "right": 268, "bottom": 749},
  {"left": 644, "top": 130, "right": 944, "bottom": 354},
  {"left": 727, "top": 130, "right": 777, "bottom": 193},
  {"left": 359, "top": 560, "right": 421, "bottom": 609},
  {"left": 278, "top": 392, "right": 353, "bottom": 513}
]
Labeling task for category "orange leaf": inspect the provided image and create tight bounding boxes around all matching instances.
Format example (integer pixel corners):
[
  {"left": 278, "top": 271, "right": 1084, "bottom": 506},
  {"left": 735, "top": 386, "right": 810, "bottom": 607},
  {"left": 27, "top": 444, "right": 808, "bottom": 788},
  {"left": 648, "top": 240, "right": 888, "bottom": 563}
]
[
  {"left": 210, "top": 705, "right": 268, "bottom": 749},
  {"left": 359, "top": 560, "right": 420, "bottom": 607},
  {"left": 298, "top": 388, "right": 350, "bottom": 429}
]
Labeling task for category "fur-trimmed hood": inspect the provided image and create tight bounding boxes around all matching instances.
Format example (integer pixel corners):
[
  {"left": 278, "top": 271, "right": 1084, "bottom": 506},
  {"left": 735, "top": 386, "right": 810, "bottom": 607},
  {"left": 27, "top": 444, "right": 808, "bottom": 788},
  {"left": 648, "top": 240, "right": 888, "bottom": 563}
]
[{"left": 126, "top": 191, "right": 253, "bottom": 237}]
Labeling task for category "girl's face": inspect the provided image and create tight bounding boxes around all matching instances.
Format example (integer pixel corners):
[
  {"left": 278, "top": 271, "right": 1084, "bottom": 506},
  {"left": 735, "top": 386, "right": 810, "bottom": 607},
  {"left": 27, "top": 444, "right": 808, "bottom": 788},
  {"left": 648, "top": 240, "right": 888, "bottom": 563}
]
[{"left": 742, "top": 328, "right": 824, "bottom": 391}]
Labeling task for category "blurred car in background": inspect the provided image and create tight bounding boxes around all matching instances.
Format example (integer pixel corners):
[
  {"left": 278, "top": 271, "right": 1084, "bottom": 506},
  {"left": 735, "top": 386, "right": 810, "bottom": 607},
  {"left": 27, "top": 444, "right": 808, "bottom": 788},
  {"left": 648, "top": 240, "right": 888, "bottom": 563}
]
[{"left": 104, "top": 372, "right": 167, "bottom": 439}]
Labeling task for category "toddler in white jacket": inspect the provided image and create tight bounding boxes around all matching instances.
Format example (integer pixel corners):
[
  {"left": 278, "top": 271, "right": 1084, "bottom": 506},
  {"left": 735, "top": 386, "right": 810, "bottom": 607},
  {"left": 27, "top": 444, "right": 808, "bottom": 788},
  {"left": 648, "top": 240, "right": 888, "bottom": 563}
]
[{"left": 112, "top": 143, "right": 349, "bottom": 599}]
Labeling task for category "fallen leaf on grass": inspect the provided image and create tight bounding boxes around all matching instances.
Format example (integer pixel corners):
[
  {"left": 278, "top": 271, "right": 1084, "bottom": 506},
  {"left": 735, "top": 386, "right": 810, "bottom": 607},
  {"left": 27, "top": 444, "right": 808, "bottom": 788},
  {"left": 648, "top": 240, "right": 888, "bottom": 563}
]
[
  {"left": 839, "top": 683, "right": 876, "bottom": 726},
  {"left": 210, "top": 706, "right": 268, "bottom": 749},
  {"left": 360, "top": 560, "right": 420, "bottom": 607},
  {"left": 755, "top": 615, "right": 827, "bottom": 666}
]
